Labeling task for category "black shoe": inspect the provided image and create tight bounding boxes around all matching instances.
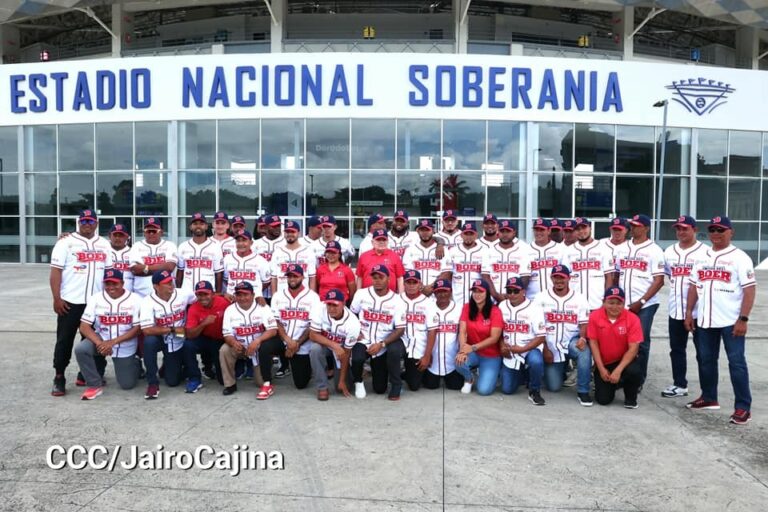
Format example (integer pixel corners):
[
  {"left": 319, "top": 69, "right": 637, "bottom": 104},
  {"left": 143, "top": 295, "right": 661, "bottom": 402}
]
[
  {"left": 202, "top": 367, "right": 216, "bottom": 380},
  {"left": 75, "top": 372, "right": 86, "bottom": 387},
  {"left": 275, "top": 367, "right": 291, "bottom": 379},
  {"left": 388, "top": 386, "right": 402, "bottom": 401},
  {"left": 624, "top": 399, "right": 638, "bottom": 409},
  {"left": 528, "top": 390, "right": 546, "bottom": 406},
  {"left": 578, "top": 392, "right": 594, "bottom": 407},
  {"left": 222, "top": 384, "right": 238, "bottom": 396},
  {"left": 51, "top": 375, "right": 66, "bottom": 396}
]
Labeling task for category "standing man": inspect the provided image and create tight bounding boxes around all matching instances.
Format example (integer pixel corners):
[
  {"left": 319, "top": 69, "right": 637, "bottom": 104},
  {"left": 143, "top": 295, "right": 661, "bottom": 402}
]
[
  {"left": 50, "top": 209, "right": 113, "bottom": 396},
  {"left": 400, "top": 270, "right": 432, "bottom": 391},
  {"left": 176, "top": 212, "right": 224, "bottom": 294},
  {"left": 212, "top": 211, "right": 237, "bottom": 258},
  {"left": 661, "top": 215, "right": 709, "bottom": 398},
  {"left": 402, "top": 219, "right": 452, "bottom": 294},
  {"left": 311, "top": 215, "right": 356, "bottom": 265},
  {"left": 129, "top": 218, "right": 177, "bottom": 298},
  {"left": 562, "top": 217, "right": 614, "bottom": 311},
  {"left": 252, "top": 214, "right": 285, "bottom": 301},
  {"left": 477, "top": 213, "right": 499, "bottom": 250},
  {"left": 184, "top": 280, "right": 231, "bottom": 383},
  {"left": 388, "top": 210, "right": 420, "bottom": 258},
  {"left": 481, "top": 219, "right": 532, "bottom": 304},
  {"left": 614, "top": 214, "right": 666, "bottom": 385},
  {"left": 270, "top": 220, "right": 317, "bottom": 295},
  {"left": 436, "top": 209, "right": 462, "bottom": 250},
  {"left": 356, "top": 229, "right": 405, "bottom": 293},
  {"left": 527, "top": 218, "right": 564, "bottom": 300},
  {"left": 358, "top": 213, "right": 387, "bottom": 255},
  {"left": 303, "top": 215, "right": 323, "bottom": 247},
  {"left": 685, "top": 216, "right": 756, "bottom": 425},
  {"left": 448, "top": 222, "right": 488, "bottom": 306},
  {"left": 562, "top": 220, "right": 577, "bottom": 246},
  {"left": 222, "top": 230, "right": 271, "bottom": 300},
  {"left": 601, "top": 217, "right": 629, "bottom": 268},
  {"left": 422, "top": 279, "right": 464, "bottom": 390},
  {"left": 108, "top": 223, "right": 134, "bottom": 293},
  {"left": 549, "top": 219, "right": 564, "bottom": 244}
]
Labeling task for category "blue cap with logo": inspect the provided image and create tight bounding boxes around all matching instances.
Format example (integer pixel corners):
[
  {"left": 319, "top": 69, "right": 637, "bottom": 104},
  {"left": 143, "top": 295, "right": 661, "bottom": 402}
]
[
  {"left": 144, "top": 217, "right": 162, "bottom": 229},
  {"left": 324, "top": 240, "right": 342, "bottom": 253},
  {"left": 213, "top": 211, "right": 229, "bottom": 222},
  {"left": 324, "top": 289, "right": 346, "bottom": 304},
  {"left": 604, "top": 287, "right": 626, "bottom": 302},
  {"left": 234, "top": 230, "right": 253, "bottom": 240},
  {"left": 498, "top": 219, "right": 517, "bottom": 231},
  {"left": 462, "top": 222, "right": 478, "bottom": 233},
  {"left": 234, "top": 281, "right": 254, "bottom": 294},
  {"left": 471, "top": 279, "right": 490, "bottom": 293},
  {"left": 152, "top": 270, "right": 174, "bottom": 285},
  {"left": 284, "top": 263, "right": 304, "bottom": 276},
  {"left": 284, "top": 220, "right": 301, "bottom": 232},
  {"left": 483, "top": 213, "right": 498, "bottom": 224},
  {"left": 630, "top": 214, "right": 651, "bottom": 227},
  {"left": 372, "top": 228, "right": 388, "bottom": 240},
  {"left": 416, "top": 219, "right": 434, "bottom": 231},
  {"left": 404, "top": 269, "right": 421, "bottom": 282},
  {"left": 189, "top": 212, "right": 207, "bottom": 224},
  {"left": 708, "top": 215, "right": 732, "bottom": 230},
  {"left": 433, "top": 279, "right": 452, "bottom": 291},
  {"left": 533, "top": 218, "right": 549, "bottom": 230},
  {"left": 394, "top": 210, "right": 409, "bottom": 221},
  {"left": 109, "top": 224, "right": 129, "bottom": 235},
  {"left": 103, "top": 269, "right": 123, "bottom": 283},
  {"left": 194, "top": 281, "right": 214, "bottom": 294},
  {"left": 79, "top": 209, "right": 97, "bottom": 222},
  {"left": 610, "top": 217, "right": 628, "bottom": 230},
  {"left": 505, "top": 277, "right": 524, "bottom": 290},
  {"left": 320, "top": 215, "right": 336, "bottom": 226},
  {"left": 551, "top": 264, "right": 571, "bottom": 278},
  {"left": 307, "top": 215, "right": 323, "bottom": 228},
  {"left": 673, "top": 215, "right": 697, "bottom": 228},
  {"left": 367, "top": 213, "right": 386, "bottom": 228},
  {"left": 442, "top": 209, "right": 458, "bottom": 219},
  {"left": 370, "top": 264, "right": 390, "bottom": 277}
]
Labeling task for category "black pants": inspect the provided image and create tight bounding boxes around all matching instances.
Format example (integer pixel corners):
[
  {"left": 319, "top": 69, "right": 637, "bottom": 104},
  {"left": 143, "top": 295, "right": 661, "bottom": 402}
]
[
  {"left": 53, "top": 302, "right": 87, "bottom": 374},
  {"left": 350, "top": 340, "right": 405, "bottom": 394},
  {"left": 594, "top": 358, "right": 643, "bottom": 405},
  {"left": 404, "top": 357, "right": 423, "bottom": 391},
  {"left": 423, "top": 370, "right": 464, "bottom": 390},
  {"left": 258, "top": 337, "right": 311, "bottom": 389}
]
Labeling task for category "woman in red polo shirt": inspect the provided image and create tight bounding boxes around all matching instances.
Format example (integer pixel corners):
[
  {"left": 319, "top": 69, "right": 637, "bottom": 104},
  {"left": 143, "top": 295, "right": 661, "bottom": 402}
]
[
  {"left": 455, "top": 279, "right": 503, "bottom": 395},
  {"left": 315, "top": 241, "right": 356, "bottom": 304}
]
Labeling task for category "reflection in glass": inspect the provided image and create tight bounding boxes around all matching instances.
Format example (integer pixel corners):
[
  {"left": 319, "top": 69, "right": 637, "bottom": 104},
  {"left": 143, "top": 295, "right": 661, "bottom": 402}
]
[
  {"left": 763, "top": 133, "right": 768, "bottom": 177},
  {"left": 728, "top": 180, "right": 760, "bottom": 221},
  {"left": 24, "top": 125, "right": 56, "bottom": 171},
  {"left": 697, "top": 178, "right": 727, "bottom": 219},
  {"left": 534, "top": 172, "right": 572, "bottom": 217},
  {"left": 59, "top": 124, "right": 94, "bottom": 171},
  {"left": 487, "top": 172, "right": 525, "bottom": 217},
  {"left": 0, "top": 127, "right": 19, "bottom": 173},
  {"left": 0, "top": 174, "right": 19, "bottom": 215},
  {"left": 219, "top": 171, "right": 259, "bottom": 216},
  {"left": 730, "top": 222, "right": 758, "bottom": 264},
  {"left": 656, "top": 177, "right": 690, "bottom": 219},
  {"left": 397, "top": 170, "right": 440, "bottom": 217},
  {"left": 617, "top": 125, "right": 654, "bottom": 173},
  {"left": 351, "top": 171, "right": 395, "bottom": 218},
  {"left": 537, "top": 123, "right": 573, "bottom": 171},
  {"left": 616, "top": 176, "right": 653, "bottom": 218},
  {"left": 351, "top": 119, "right": 395, "bottom": 169},
  {"left": 25, "top": 173, "right": 57, "bottom": 215},
  {"left": 96, "top": 173, "right": 133, "bottom": 215},
  {"left": 656, "top": 127, "right": 691, "bottom": 174},
  {"left": 60, "top": 173, "right": 94, "bottom": 215},
  {"left": 434, "top": 172, "right": 484, "bottom": 216},
  {"left": 728, "top": 131, "right": 761, "bottom": 177},
  {"left": 443, "top": 121, "right": 485, "bottom": 170},
  {"left": 488, "top": 121, "right": 524, "bottom": 171},
  {"left": 181, "top": 120, "right": 215, "bottom": 169},
  {"left": 307, "top": 170, "right": 347, "bottom": 216},
  {"left": 575, "top": 174, "right": 613, "bottom": 217},
  {"left": 397, "top": 120, "right": 440, "bottom": 170},
  {"left": 307, "top": 119, "right": 349, "bottom": 169},
  {"left": 26, "top": 217, "right": 57, "bottom": 263},
  {"left": 179, "top": 171, "right": 216, "bottom": 214},
  {"left": 0, "top": 217, "right": 20, "bottom": 262},
  {"left": 218, "top": 120, "right": 259, "bottom": 170},
  {"left": 135, "top": 122, "right": 168, "bottom": 169},
  {"left": 574, "top": 124, "right": 614, "bottom": 173},
  {"left": 262, "top": 120, "right": 304, "bottom": 169},
  {"left": 136, "top": 172, "right": 168, "bottom": 216},
  {"left": 697, "top": 129, "right": 727, "bottom": 176},
  {"left": 96, "top": 123, "right": 132, "bottom": 170},
  {"left": 263, "top": 170, "right": 303, "bottom": 216}
]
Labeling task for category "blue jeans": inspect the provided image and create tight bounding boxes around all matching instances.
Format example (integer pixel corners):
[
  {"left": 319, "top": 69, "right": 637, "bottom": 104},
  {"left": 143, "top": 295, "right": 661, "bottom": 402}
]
[
  {"left": 183, "top": 336, "right": 223, "bottom": 382},
  {"left": 636, "top": 303, "right": 659, "bottom": 385},
  {"left": 697, "top": 326, "right": 752, "bottom": 411},
  {"left": 543, "top": 338, "right": 593, "bottom": 394},
  {"left": 143, "top": 335, "right": 183, "bottom": 387},
  {"left": 668, "top": 317, "right": 702, "bottom": 389},
  {"left": 455, "top": 352, "right": 502, "bottom": 396},
  {"left": 501, "top": 349, "right": 543, "bottom": 394}
]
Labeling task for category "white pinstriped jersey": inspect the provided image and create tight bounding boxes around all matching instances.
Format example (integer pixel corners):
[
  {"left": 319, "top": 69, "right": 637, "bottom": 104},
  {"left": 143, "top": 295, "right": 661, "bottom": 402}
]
[
  {"left": 562, "top": 240, "right": 613, "bottom": 310},
  {"left": 402, "top": 241, "right": 452, "bottom": 286},
  {"left": 350, "top": 287, "right": 407, "bottom": 357},
  {"left": 129, "top": 240, "right": 178, "bottom": 297},
  {"left": 664, "top": 241, "right": 710, "bottom": 320},
  {"left": 222, "top": 251, "right": 270, "bottom": 296},
  {"left": 435, "top": 230, "right": 462, "bottom": 250},
  {"left": 271, "top": 287, "right": 322, "bottom": 356},
  {"left": 614, "top": 239, "right": 666, "bottom": 308},
  {"left": 388, "top": 231, "right": 421, "bottom": 259},
  {"left": 477, "top": 236, "right": 499, "bottom": 251},
  {"left": 481, "top": 243, "right": 532, "bottom": 294},
  {"left": 310, "top": 236, "right": 356, "bottom": 265},
  {"left": 252, "top": 235, "right": 286, "bottom": 299},
  {"left": 50, "top": 233, "right": 114, "bottom": 305},
  {"left": 527, "top": 241, "right": 565, "bottom": 299},
  {"left": 310, "top": 306, "right": 362, "bottom": 368},
  {"left": 600, "top": 238, "right": 627, "bottom": 267},
  {"left": 425, "top": 301, "right": 462, "bottom": 376},
  {"left": 534, "top": 289, "right": 589, "bottom": 362},
  {"left": 81, "top": 290, "right": 142, "bottom": 358},
  {"left": 447, "top": 243, "right": 487, "bottom": 305},
  {"left": 214, "top": 236, "right": 237, "bottom": 258},
  {"left": 177, "top": 238, "right": 224, "bottom": 293},
  {"left": 222, "top": 302, "right": 277, "bottom": 365},
  {"left": 139, "top": 289, "right": 195, "bottom": 353},
  {"left": 400, "top": 293, "right": 433, "bottom": 359},
  {"left": 269, "top": 244, "right": 317, "bottom": 293},
  {"left": 497, "top": 298, "right": 547, "bottom": 370},
  {"left": 109, "top": 246, "right": 134, "bottom": 293}
]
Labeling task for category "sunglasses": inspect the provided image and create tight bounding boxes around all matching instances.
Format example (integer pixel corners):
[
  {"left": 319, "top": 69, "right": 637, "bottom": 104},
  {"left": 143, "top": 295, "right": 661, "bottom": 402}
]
[
  {"left": 505, "top": 288, "right": 523, "bottom": 294},
  {"left": 708, "top": 227, "right": 728, "bottom": 234},
  {"left": 79, "top": 219, "right": 96, "bottom": 225},
  {"left": 144, "top": 229, "right": 159, "bottom": 234}
]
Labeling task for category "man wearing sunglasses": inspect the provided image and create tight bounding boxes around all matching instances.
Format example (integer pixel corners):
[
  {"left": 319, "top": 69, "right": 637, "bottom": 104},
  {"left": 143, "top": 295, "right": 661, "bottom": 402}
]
[
  {"left": 128, "top": 217, "right": 178, "bottom": 298},
  {"left": 684, "top": 216, "right": 756, "bottom": 425}
]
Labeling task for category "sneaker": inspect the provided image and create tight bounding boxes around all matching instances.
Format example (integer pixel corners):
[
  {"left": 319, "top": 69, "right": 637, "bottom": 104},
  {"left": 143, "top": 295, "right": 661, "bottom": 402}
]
[
  {"left": 275, "top": 367, "right": 292, "bottom": 379},
  {"left": 185, "top": 380, "right": 203, "bottom": 394},
  {"left": 317, "top": 388, "right": 330, "bottom": 401},
  {"left": 388, "top": 387, "right": 401, "bottom": 401},
  {"left": 51, "top": 375, "right": 66, "bottom": 397},
  {"left": 577, "top": 392, "right": 594, "bottom": 407},
  {"left": 730, "top": 409, "right": 752, "bottom": 425},
  {"left": 686, "top": 397, "right": 720, "bottom": 410},
  {"left": 661, "top": 385, "right": 689, "bottom": 398},
  {"left": 354, "top": 382, "right": 367, "bottom": 399},
  {"left": 144, "top": 384, "right": 159, "bottom": 399},
  {"left": 222, "top": 384, "right": 237, "bottom": 396},
  {"left": 460, "top": 381, "right": 473, "bottom": 394},
  {"left": 81, "top": 387, "right": 103, "bottom": 400},
  {"left": 256, "top": 384, "right": 274, "bottom": 400},
  {"left": 202, "top": 367, "right": 216, "bottom": 380},
  {"left": 528, "top": 390, "right": 546, "bottom": 406},
  {"left": 563, "top": 372, "right": 577, "bottom": 388},
  {"left": 624, "top": 399, "right": 638, "bottom": 409}
]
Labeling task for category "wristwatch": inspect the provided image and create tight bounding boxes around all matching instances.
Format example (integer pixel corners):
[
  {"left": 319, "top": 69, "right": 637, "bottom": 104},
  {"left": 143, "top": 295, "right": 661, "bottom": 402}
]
[
  {"left": 471, "top": 345, "right": 478, "bottom": 352},
  {"left": 639, "top": 298, "right": 647, "bottom": 306},
  {"left": 143, "top": 265, "right": 150, "bottom": 275},
  {"left": 739, "top": 316, "right": 749, "bottom": 322}
]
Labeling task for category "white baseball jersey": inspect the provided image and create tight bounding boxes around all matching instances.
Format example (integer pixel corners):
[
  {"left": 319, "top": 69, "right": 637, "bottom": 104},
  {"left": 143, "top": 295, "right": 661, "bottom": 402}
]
[
  {"left": 214, "top": 236, "right": 237, "bottom": 258},
  {"left": 448, "top": 243, "right": 487, "bottom": 305},
  {"left": 176, "top": 238, "right": 224, "bottom": 293},
  {"left": 222, "top": 251, "right": 270, "bottom": 297},
  {"left": 109, "top": 246, "right": 134, "bottom": 293},
  {"left": 688, "top": 245, "right": 756, "bottom": 329},
  {"left": 527, "top": 241, "right": 565, "bottom": 299},
  {"left": 252, "top": 235, "right": 285, "bottom": 299},
  {"left": 534, "top": 289, "right": 589, "bottom": 363},
  {"left": 50, "top": 233, "right": 114, "bottom": 305},
  {"left": 600, "top": 238, "right": 627, "bottom": 267},
  {"left": 350, "top": 287, "right": 407, "bottom": 357},
  {"left": 402, "top": 241, "right": 452, "bottom": 286},
  {"left": 271, "top": 287, "right": 322, "bottom": 356},
  {"left": 400, "top": 293, "right": 433, "bottom": 359},
  {"left": 358, "top": 233, "right": 374, "bottom": 255},
  {"left": 269, "top": 243, "right": 317, "bottom": 293},
  {"left": 388, "top": 231, "right": 420, "bottom": 259},
  {"left": 222, "top": 301, "right": 278, "bottom": 365},
  {"left": 477, "top": 237, "right": 498, "bottom": 251},
  {"left": 81, "top": 289, "right": 142, "bottom": 358},
  {"left": 497, "top": 298, "right": 547, "bottom": 370},
  {"left": 129, "top": 240, "right": 178, "bottom": 297},
  {"left": 310, "top": 306, "right": 362, "bottom": 368},
  {"left": 562, "top": 240, "right": 614, "bottom": 310},
  {"left": 614, "top": 239, "right": 666, "bottom": 308},
  {"left": 664, "top": 241, "right": 710, "bottom": 320},
  {"left": 481, "top": 243, "right": 532, "bottom": 294},
  {"left": 425, "top": 301, "right": 462, "bottom": 375},
  {"left": 310, "top": 236, "right": 356, "bottom": 265},
  {"left": 435, "top": 229, "right": 462, "bottom": 250},
  {"left": 139, "top": 288, "right": 195, "bottom": 353}
]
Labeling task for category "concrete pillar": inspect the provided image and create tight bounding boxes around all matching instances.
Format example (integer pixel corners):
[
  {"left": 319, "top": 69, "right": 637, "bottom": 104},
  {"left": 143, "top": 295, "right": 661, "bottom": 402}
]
[
  {"left": 454, "top": 0, "right": 469, "bottom": 54},
  {"left": 621, "top": 6, "right": 634, "bottom": 60},
  {"left": 111, "top": 3, "right": 134, "bottom": 57},
  {"left": 270, "top": 0, "right": 285, "bottom": 53},
  {"left": 0, "top": 25, "right": 21, "bottom": 64},
  {"left": 735, "top": 26, "right": 758, "bottom": 69}
]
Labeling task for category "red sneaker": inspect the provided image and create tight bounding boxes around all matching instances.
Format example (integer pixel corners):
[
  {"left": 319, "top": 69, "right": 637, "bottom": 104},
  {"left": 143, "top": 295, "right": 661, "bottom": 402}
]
[
  {"left": 144, "top": 384, "right": 160, "bottom": 400},
  {"left": 81, "top": 387, "right": 103, "bottom": 400},
  {"left": 257, "top": 384, "right": 274, "bottom": 400},
  {"left": 730, "top": 409, "right": 752, "bottom": 425},
  {"left": 686, "top": 397, "right": 720, "bottom": 410}
]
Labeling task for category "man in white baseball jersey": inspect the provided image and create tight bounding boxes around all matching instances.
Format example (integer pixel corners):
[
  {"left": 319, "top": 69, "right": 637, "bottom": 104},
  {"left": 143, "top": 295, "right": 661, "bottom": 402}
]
[
  {"left": 311, "top": 215, "right": 356, "bottom": 265},
  {"left": 349, "top": 265, "right": 407, "bottom": 400},
  {"left": 129, "top": 217, "right": 177, "bottom": 298},
  {"left": 448, "top": 222, "right": 487, "bottom": 306},
  {"left": 400, "top": 270, "right": 432, "bottom": 391},
  {"left": 661, "top": 215, "right": 709, "bottom": 398},
  {"left": 562, "top": 217, "right": 614, "bottom": 311},
  {"left": 309, "top": 289, "right": 362, "bottom": 400},
  {"left": 614, "top": 213, "right": 666, "bottom": 385},
  {"left": 527, "top": 218, "right": 565, "bottom": 299},
  {"left": 50, "top": 209, "right": 113, "bottom": 397},
  {"left": 549, "top": 218, "right": 564, "bottom": 243},
  {"left": 253, "top": 214, "right": 285, "bottom": 301},
  {"left": 497, "top": 276, "right": 547, "bottom": 405},
  {"left": 176, "top": 212, "right": 224, "bottom": 293},
  {"left": 481, "top": 219, "right": 532, "bottom": 303},
  {"left": 601, "top": 217, "right": 629, "bottom": 275},
  {"left": 222, "top": 230, "right": 270, "bottom": 300},
  {"left": 139, "top": 270, "right": 195, "bottom": 399},
  {"left": 478, "top": 213, "right": 500, "bottom": 250},
  {"left": 435, "top": 209, "right": 462, "bottom": 250},
  {"left": 422, "top": 279, "right": 464, "bottom": 390},
  {"left": 388, "top": 210, "right": 420, "bottom": 259},
  {"left": 536, "top": 265, "right": 593, "bottom": 406},
  {"left": 270, "top": 220, "right": 317, "bottom": 296},
  {"left": 303, "top": 215, "right": 323, "bottom": 247},
  {"left": 403, "top": 219, "right": 452, "bottom": 295},
  {"left": 358, "top": 213, "right": 387, "bottom": 255},
  {"left": 75, "top": 269, "right": 142, "bottom": 400},
  {"left": 561, "top": 219, "right": 577, "bottom": 246},
  {"left": 211, "top": 211, "right": 237, "bottom": 258},
  {"left": 684, "top": 216, "right": 756, "bottom": 425},
  {"left": 108, "top": 223, "right": 134, "bottom": 293},
  {"left": 220, "top": 281, "right": 278, "bottom": 397}
]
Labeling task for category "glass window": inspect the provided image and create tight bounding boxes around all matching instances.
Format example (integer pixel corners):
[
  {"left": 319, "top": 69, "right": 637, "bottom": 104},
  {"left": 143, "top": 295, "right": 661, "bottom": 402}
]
[
  {"left": 396, "top": 170, "right": 440, "bottom": 217},
  {"left": 0, "top": 127, "right": 18, "bottom": 173},
  {"left": 617, "top": 125, "right": 654, "bottom": 173},
  {"left": 25, "top": 173, "right": 57, "bottom": 215},
  {"left": 263, "top": 169, "right": 303, "bottom": 216},
  {"left": 96, "top": 123, "right": 132, "bottom": 170},
  {"left": 616, "top": 176, "right": 653, "bottom": 219},
  {"left": 763, "top": 133, "right": 768, "bottom": 177},
  {"left": 697, "top": 178, "right": 727, "bottom": 220},
  {"left": 761, "top": 223, "right": 768, "bottom": 262},
  {"left": 262, "top": 120, "right": 304, "bottom": 169},
  {"left": 307, "top": 170, "right": 347, "bottom": 216},
  {"left": 181, "top": 120, "right": 215, "bottom": 169},
  {"left": 136, "top": 171, "right": 168, "bottom": 216},
  {"left": 24, "top": 125, "right": 56, "bottom": 171},
  {"left": 397, "top": 120, "right": 440, "bottom": 170},
  {"left": 96, "top": 173, "right": 133, "bottom": 215},
  {"left": 537, "top": 123, "right": 573, "bottom": 172},
  {"left": 439, "top": 172, "right": 484, "bottom": 216},
  {"left": 574, "top": 124, "right": 614, "bottom": 173},
  {"left": 656, "top": 127, "right": 692, "bottom": 175},
  {"left": 135, "top": 122, "right": 168, "bottom": 170},
  {"left": 25, "top": 217, "right": 58, "bottom": 263},
  {"left": 218, "top": 120, "right": 259, "bottom": 170},
  {"left": 575, "top": 174, "right": 613, "bottom": 217},
  {"left": 0, "top": 217, "right": 20, "bottom": 262},
  {"left": 351, "top": 119, "right": 395, "bottom": 169},
  {"left": 728, "top": 131, "right": 761, "bottom": 177},
  {"left": 697, "top": 129, "right": 728, "bottom": 176},
  {"left": 534, "top": 172, "right": 572, "bottom": 217},
  {"left": 306, "top": 119, "right": 349, "bottom": 170},
  {"left": 728, "top": 179, "right": 760, "bottom": 221},
  {"left": 488, "top": 121, "right": 525, "bottom": 171},
  {"left": 60, "top": 173, "right": 94, "bottom": 215},
  {"left": 443, "top": 121, "right": 485, "bottom": 170},
  {"left": 179, "top": 171, "right": 216, "bottom": 214},
  {"left": 0, "top": 174, "right": 19, "bottom": 215},
  {"left": 657, "top": 176, "right": 690, "bottom": 219},
  {"left": 487, "top": 172, "right": 525, "bottom": 218},
  {"left": 219, "top": 170, "right": 259, "bottom": 216},
  {"left": 59, "top": 124, "right": 94, "bottom": 171},
  {"left": 351, "top": 171, "right": 395, "bottom": 218},
  {"left": 730, "top": 222, "right": 758, "bottom": 264}
]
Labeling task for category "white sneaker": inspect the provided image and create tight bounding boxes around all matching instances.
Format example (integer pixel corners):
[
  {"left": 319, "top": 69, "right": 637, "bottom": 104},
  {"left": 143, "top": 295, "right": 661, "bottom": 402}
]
[
  {"left": 661, "top": 385, "right": 689, "bottom": 398},
  {"left": 354, "top": 382, "right": 367, "bottom": 399},
  {"left": 460, "top": 381, "right": 473, "bottom": 394},
  {"left": 563, "top": 371, "right": 577, "bottom": 387}
]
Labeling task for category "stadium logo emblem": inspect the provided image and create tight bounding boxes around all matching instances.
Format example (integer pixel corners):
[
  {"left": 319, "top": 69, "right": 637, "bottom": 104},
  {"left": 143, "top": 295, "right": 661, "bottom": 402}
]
[{"left": 666, "top": 78, "right": 735, "bottom": 116}]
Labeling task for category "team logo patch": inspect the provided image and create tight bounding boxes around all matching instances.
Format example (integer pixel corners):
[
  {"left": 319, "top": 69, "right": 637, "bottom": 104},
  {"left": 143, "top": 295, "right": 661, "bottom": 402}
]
[{"left": 666, "top": 78, "right": 735, "bottom": 116}]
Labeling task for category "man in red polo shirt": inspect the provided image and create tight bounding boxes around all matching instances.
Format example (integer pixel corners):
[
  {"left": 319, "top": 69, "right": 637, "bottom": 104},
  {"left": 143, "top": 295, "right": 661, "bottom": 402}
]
[
  {"left": 587, "top": 287, "right": 644, "bottom": 408},
  {"left": 356, "top": 229, "right": 405, "bottom": 293},
  {"left": 184, "top": 280, "right": 231, "bottom": 384}
]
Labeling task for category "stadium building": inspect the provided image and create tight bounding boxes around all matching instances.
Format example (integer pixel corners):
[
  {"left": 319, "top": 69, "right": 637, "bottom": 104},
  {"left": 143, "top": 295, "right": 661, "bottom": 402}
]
[{"left": 0, "top": 0, "right": 767, "bottom": 263}]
